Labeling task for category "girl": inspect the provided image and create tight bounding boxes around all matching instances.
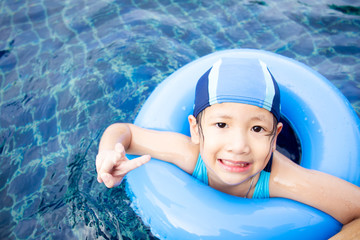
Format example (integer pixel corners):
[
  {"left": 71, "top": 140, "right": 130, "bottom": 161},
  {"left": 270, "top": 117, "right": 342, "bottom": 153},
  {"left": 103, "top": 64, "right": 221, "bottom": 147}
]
[{"left": 96, "top": 58, "right": 360, "bottom": 238}]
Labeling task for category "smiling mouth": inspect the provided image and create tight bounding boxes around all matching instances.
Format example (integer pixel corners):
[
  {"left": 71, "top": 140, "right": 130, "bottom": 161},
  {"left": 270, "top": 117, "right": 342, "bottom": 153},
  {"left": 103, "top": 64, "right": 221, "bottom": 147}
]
[{"left": 218, "top": 159, "right": 251, "bottom": 172}]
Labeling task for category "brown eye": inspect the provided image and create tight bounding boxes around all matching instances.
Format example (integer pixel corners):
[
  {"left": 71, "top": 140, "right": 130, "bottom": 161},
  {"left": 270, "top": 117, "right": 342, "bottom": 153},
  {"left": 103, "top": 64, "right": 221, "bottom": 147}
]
[
  {"left": 252, "top": 126, "right": 263, "bottom": 132},
  {"left": 216, "top": 122, "right": 227, "bottom": 128}
]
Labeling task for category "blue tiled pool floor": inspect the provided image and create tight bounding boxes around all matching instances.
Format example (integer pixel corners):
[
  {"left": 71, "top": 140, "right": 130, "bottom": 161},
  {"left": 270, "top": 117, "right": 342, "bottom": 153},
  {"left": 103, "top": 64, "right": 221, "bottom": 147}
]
[{"left": 0, "top": 0, "right": 359, "bottom": 239}]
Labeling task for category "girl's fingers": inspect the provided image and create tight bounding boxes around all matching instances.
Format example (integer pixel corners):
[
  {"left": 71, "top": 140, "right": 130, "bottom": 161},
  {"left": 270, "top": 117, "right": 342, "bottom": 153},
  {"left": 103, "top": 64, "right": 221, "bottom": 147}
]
[
  {"left": 96, "top": 154, "right": 106, "bottom": 183},
  {"left": 98, "top": 154, "right": 115, "bottom": 180},
  {"left": 101, "top": 155, "right": 150, "bottom": 188},
  {"left": 113, "top": 143, "right": 126, "bottom": 165},
  {"left": 98, "top": 151, "right": 122, "bottom": 182},
  {"left": 96, "top": 144, "right": 150, "bottom": 188},
  {"left": 107, "top": 155, "right": 151, "bottom": 182},
  {"left": 97, "top": 143, "right": 126, "bottom": 182},
  {"left": 96, "top": 154, "right": 103, "bottom": 177},
  {"left": 122, "top": 155, "right": 151, "bottom": 173},
  {"left": 101, "top": 172, "right": 122, "bottom": 188}
]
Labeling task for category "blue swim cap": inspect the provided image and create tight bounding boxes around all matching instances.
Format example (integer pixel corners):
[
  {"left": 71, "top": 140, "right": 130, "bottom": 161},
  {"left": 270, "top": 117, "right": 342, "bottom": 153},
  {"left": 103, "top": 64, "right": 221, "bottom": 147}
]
[{"left": 193, "top": 58, "right": 281, "bottom": 121}]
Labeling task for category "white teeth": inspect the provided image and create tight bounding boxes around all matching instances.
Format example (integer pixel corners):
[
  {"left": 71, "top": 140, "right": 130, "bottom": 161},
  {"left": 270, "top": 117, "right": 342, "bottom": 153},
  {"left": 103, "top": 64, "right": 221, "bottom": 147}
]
[{"left": 222, "top": 159, "right": 248, "bottom": 167}]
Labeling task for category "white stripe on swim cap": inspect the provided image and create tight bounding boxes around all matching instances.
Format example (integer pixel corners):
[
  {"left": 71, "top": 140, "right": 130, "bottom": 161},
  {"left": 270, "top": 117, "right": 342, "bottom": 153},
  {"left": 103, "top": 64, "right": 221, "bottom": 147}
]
[
  {"left": 259, "top": 60, "right": 275, "bottom": 112},
  {"left": 208, "top": 59, "right": 222, "bottom": 105}
]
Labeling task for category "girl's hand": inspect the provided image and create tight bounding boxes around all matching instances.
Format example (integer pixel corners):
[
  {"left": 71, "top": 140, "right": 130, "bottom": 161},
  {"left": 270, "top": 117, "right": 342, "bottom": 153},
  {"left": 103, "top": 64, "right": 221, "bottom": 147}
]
[{"left": 96, "top": 143, "right": 151, "bottom": 188}]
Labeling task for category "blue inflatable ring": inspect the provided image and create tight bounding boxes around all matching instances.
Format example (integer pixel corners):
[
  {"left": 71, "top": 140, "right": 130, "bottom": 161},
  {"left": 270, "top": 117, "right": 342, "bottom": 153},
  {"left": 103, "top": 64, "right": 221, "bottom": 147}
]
[{"left": 126, "top": 49, "right": 360, "bottom": 239}]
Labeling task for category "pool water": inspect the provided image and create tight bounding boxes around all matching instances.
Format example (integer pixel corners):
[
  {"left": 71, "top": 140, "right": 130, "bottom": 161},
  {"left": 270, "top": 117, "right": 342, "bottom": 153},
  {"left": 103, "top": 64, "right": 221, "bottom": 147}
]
[{"left": 0, "top": 0, "right": 359, "bottom": 239}]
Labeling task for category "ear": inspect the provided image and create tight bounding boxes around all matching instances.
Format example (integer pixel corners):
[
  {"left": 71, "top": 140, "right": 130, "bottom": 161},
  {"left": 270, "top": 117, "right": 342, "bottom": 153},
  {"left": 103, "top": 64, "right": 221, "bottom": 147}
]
[
  {"left": 272, "top": 122, "right": 283, "bottom": 152},
  {"left": 188, "top": 115, "right": 200, "bottom": 144}
]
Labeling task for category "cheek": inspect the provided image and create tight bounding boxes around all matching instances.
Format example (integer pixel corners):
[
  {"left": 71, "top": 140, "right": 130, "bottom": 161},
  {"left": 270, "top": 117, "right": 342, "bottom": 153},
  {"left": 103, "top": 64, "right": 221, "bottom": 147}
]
[
  {"left": 200, "top": 136, "right": 218, "bottom": 153},
  {"left": 199, "top": 132, "right": 222, "bottom": 156},
  {"left": 250, "top": 136, "right": 273, "bottom": 155}
]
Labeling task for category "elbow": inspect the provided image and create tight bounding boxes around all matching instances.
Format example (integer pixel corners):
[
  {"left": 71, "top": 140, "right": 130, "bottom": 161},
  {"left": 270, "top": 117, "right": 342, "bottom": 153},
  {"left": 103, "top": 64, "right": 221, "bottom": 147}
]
[{"left": 99, "top": 123, "right": 132, "bottom": 151}]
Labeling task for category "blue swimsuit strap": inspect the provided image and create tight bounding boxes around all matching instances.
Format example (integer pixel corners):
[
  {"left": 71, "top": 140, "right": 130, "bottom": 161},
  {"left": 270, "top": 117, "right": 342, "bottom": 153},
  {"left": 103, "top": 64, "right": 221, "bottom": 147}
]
[
  {"left": 252, "top": 154, "right": 272, "bottom": 198},
  {"left": 252, "top": 171, "right": 271, "bottom": 199},
  {"left": 192, "top": 155, "right": 209, "bottom": 185}
]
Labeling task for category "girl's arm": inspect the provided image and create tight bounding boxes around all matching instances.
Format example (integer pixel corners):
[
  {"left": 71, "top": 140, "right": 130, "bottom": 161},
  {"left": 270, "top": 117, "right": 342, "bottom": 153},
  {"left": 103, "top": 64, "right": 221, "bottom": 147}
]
[
  {"left": 270, "top": 152, "right": 360, "bottom": 237},
  {"left": 97, "top": 123, "right": 199, "bottom": 188}
]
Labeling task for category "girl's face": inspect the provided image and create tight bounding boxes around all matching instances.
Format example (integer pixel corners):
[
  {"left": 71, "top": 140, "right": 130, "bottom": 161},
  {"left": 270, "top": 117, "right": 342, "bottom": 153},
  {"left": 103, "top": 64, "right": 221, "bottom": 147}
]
[{"left": 189, "top": 102, "right": 282, "bottom": 186}]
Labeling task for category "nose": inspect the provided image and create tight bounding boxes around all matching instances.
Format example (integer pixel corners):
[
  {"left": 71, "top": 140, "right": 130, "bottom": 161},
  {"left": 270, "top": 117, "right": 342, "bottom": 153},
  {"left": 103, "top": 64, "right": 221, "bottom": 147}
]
[{"left": 226, "top": 132, "right": 250, "bottom": 154}]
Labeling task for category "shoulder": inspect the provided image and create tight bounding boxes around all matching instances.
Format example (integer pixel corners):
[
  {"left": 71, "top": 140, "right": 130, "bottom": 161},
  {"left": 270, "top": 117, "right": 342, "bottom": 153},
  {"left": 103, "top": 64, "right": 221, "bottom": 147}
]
[
  {"left": 269, "top": 151, "right": 309, "bottom": 197},
  {"left": 269, "top": 151, "right": 360, "bottom": 224}
]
